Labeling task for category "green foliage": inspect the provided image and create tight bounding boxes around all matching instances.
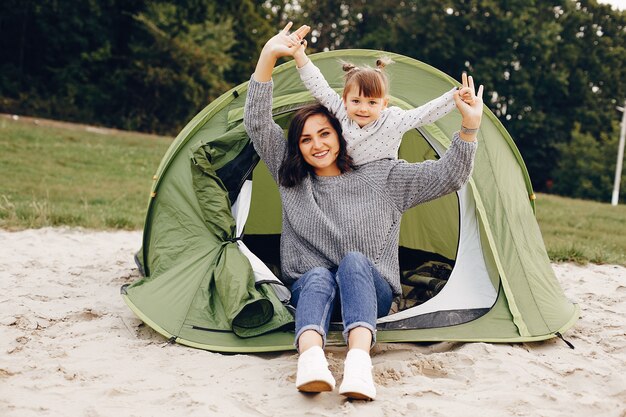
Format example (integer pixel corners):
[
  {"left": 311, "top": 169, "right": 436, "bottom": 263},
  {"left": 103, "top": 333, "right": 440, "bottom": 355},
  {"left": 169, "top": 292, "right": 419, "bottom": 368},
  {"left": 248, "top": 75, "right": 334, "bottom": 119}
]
[
  {"left": 552, "top": 121, "right": 625, "bottom": 200},
  {"left": 126, "top": 1, "right": 235, "bottom": 132},
  {"left": 215, "top": 1, "right": 274, "bottom": 84},
  {"left": 0, "top": 0, "right": 236, "bottom": 134}
]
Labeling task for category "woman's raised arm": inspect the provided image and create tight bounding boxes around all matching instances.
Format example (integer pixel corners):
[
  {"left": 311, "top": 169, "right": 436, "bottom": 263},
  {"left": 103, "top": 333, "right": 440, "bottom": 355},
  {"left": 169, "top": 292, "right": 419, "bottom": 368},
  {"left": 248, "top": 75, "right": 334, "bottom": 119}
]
[
  {"left": 253, "top": 22, "right": 310, "bottom": 82},
  {"left": 244, "top": 23, "right": 310, "bottom": 180}
]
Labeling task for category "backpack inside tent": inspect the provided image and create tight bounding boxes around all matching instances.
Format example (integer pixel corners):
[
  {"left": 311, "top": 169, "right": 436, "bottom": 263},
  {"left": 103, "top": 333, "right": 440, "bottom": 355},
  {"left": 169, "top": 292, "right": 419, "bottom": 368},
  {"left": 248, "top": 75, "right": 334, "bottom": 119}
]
[{"left": 121, "top": 50, "right": 579, "bottom": 353}]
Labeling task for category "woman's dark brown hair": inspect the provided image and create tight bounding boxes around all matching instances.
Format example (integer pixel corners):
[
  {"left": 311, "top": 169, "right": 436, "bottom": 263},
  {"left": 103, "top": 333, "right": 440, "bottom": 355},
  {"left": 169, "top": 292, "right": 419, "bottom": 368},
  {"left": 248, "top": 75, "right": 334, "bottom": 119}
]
[{"left": 279, "top": 104, "right": 354, "bottom": 187}]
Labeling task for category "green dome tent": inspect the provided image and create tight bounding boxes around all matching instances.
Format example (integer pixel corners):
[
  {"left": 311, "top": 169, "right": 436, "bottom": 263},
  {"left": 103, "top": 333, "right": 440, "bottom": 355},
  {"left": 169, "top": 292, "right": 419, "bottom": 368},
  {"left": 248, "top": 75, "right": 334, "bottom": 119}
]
[{"left": 121, "top": 50, "right": 579, "bottom": 353}]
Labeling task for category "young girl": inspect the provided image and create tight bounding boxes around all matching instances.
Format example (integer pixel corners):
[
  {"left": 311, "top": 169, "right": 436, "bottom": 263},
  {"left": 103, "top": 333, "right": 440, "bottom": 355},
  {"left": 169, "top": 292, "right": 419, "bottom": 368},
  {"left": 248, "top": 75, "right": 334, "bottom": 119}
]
[{"left": 290, "top": 28, "right": 473, "bottom": 165}]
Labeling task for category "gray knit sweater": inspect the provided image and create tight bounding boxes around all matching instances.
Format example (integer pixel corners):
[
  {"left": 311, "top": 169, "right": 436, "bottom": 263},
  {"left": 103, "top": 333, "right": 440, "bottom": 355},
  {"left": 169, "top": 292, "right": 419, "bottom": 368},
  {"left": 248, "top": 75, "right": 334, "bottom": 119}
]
[{"left": 244, "top": 78, "right": 476, "bottom": 295}]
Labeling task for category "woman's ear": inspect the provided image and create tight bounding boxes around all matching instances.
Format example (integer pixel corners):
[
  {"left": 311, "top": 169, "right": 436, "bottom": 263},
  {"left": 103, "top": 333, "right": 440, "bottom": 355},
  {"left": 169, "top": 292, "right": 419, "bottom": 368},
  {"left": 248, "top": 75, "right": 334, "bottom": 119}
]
[{"left": 383, "top": 97, "right": 389, "bottom": 109}]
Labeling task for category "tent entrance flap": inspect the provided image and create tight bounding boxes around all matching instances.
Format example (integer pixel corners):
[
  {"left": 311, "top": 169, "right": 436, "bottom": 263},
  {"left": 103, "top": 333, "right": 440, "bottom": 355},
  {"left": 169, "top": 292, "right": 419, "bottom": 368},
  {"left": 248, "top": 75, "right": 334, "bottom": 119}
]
[{"left": 232, "top": 180, "right": 290, "bottom": 303}]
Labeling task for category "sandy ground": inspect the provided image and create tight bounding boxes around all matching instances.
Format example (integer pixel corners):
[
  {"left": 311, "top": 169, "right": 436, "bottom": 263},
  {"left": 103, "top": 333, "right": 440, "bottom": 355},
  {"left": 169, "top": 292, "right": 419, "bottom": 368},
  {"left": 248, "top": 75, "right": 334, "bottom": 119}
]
[{"left": 1, "top": 228, "right": 624, "bottom": 417}]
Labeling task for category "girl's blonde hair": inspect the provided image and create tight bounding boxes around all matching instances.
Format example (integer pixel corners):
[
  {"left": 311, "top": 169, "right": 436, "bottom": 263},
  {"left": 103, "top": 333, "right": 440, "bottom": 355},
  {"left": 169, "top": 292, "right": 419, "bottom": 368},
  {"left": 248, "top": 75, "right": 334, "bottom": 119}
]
[{"left": 341, "top": 56, "right": 393, "bottom": 100}]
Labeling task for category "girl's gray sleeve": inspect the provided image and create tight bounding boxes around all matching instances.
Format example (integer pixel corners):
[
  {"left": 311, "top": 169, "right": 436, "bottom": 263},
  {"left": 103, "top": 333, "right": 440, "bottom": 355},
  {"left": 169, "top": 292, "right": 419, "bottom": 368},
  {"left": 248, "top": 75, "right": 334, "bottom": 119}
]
[
  {"left": 385, "top": 134, "right": 477, "bottom": 211},
  {"left": 243, "top": 77, "right": 287, "bottom": 181},
  {"left": 297, "top": 60, "right": 347, "bottom": 119},
  {"left": 393, "top": 88, "right": 457, "bottom": 131}
]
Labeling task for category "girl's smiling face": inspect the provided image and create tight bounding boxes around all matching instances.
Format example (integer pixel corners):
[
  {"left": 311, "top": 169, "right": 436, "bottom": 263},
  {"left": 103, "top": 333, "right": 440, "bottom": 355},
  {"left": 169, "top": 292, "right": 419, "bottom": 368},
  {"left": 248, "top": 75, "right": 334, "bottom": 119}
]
[{"left": 343, "top": 86, "right": 388, "bottom": 128}]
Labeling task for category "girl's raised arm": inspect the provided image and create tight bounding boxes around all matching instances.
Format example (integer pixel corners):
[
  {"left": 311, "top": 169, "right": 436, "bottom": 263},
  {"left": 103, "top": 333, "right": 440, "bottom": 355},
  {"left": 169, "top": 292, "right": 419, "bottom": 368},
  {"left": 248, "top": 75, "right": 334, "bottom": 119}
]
[
  {"left": 395, "top": 73, "right": 481, "bottom": 133},
  {"left": 296, "top": 58, "right": 348, "bottom": 119},
  {"left": 394, "top": 88, "right": 457, "bottom": 131},
  {"left": 385, "top": 74, "right": 484, "bottom": 210}
]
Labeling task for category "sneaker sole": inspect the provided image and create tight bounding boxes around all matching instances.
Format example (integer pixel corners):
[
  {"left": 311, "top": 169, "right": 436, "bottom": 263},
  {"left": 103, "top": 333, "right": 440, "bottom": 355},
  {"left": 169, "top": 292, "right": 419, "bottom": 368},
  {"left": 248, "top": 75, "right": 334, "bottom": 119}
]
[
  {"left": 340, "top": 391, "right": 374, "bottom": 401},
  {"left": 297, "top": 380, "right": 334, "bottom": 393}
]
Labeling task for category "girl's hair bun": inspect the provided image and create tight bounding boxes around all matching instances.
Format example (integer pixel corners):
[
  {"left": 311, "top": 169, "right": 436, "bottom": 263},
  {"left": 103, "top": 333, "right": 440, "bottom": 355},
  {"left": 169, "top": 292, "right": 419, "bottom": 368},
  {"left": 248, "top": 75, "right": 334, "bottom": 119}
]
[
  {"left": 375, "top": 56, "right": 394, "bottom": 69},
  {"left": 342, "top": 62, "right": 357, "bottom": 72}
]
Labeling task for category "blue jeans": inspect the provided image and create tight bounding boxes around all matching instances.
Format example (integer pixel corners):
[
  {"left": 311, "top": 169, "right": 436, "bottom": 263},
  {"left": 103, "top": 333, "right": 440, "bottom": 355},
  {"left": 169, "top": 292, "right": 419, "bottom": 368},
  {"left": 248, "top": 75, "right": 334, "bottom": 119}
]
[{"left": 290, "top": 252, "right": 393, "bottom": 350}]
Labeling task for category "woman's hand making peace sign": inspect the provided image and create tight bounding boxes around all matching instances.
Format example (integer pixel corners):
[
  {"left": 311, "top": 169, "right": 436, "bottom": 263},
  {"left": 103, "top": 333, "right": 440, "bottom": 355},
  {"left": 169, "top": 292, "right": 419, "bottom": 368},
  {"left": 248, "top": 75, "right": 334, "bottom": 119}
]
[{"left": 454, "top": 72, "right": 484, "bottom": 141}]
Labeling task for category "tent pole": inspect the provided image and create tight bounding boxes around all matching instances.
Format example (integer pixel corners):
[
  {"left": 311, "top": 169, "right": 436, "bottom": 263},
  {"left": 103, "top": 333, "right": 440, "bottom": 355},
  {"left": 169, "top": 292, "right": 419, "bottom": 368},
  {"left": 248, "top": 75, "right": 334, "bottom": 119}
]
[{"left": 612, "top": 101, "right": 626, "bottom": 206}]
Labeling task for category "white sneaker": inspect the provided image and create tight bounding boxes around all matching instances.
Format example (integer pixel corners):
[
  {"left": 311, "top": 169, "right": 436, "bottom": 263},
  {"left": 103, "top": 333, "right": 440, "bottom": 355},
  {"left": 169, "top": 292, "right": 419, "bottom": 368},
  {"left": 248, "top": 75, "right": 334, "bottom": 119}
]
[
  {"left": 295, "top": 346, "right": 336, "bottom": 393},
  {"left": 339, "top": 349, "right": 376, "bottom": 400}
]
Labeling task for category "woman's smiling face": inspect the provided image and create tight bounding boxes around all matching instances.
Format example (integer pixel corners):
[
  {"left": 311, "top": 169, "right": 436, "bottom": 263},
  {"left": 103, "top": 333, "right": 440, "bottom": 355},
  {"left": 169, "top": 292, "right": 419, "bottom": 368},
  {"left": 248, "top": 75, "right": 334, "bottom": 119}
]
[{"left": 298, "top": 114, "right": 342, "bottom": 177}]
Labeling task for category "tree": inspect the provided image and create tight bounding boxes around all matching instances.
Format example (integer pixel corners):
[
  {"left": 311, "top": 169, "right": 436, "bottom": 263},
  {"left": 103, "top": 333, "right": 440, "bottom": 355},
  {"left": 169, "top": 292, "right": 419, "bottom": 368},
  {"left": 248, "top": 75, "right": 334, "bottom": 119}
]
[
  {"left": 552, "top": 122, "right": 625, "bottom": 201},
  {"left": 0, "top": 0, "right": 236, "bottom": 133},
  {"left": 216, "top": 1, "right": 274, "bottom": 84},
  {"left": 121, "top": 1, "right": 235, "bottom": 132},
  {"left": 1, "top": 1, "right": 148, "bottom": 118}
]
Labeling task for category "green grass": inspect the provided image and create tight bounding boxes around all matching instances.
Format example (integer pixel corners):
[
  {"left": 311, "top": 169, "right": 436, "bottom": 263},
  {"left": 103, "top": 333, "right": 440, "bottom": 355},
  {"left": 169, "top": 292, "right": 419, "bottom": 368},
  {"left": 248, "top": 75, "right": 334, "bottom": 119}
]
[
  {"left": 535, "top": 193, "right": 626, "bottom": 266},
  {"left": 0, "top": 117, "right": 172, "bottom": 230},
  {"left": 1, "top": 117, "right": 625, "bottom": 265}
]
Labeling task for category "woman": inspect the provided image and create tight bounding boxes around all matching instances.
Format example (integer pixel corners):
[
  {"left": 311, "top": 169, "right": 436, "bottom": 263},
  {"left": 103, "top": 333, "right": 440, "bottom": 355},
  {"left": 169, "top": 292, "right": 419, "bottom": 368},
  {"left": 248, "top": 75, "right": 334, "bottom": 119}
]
[{"left": 244, "top": 23, "right": 484, "bottom": 401}]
